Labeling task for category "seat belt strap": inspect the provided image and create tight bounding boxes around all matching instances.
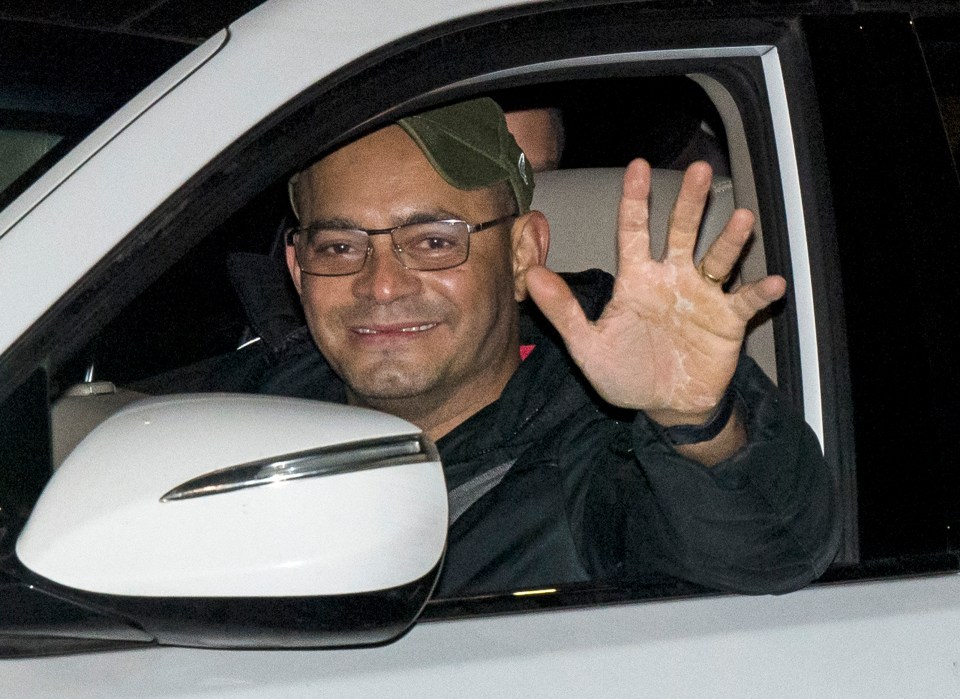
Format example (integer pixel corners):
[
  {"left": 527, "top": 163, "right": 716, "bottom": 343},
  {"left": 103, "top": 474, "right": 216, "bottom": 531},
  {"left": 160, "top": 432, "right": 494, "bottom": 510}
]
[{"left": 447, "top": 459, "right": 517, "bottom": 526}]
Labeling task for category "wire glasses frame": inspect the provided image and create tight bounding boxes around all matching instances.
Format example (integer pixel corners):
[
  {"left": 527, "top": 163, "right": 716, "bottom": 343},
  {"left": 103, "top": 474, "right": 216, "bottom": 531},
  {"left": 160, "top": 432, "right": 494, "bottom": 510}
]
[{"left": 287, "top": 213, "right": 517, "bottom": 277}]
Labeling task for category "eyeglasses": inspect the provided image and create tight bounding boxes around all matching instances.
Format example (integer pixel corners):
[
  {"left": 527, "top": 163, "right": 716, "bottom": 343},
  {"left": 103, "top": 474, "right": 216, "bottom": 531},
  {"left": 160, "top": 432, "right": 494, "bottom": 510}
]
[{"left": 287, "top": 213, "right": 516, "bottom": 277}]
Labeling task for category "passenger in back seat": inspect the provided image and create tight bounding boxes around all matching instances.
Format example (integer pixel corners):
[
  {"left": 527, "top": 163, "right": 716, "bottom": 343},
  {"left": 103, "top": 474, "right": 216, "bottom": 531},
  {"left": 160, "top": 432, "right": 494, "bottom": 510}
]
[
  {"left": 140, "top": 97, "right": 840, "bottom": 597},
  {"left": 505, "top": 107, "right": 565, "bottom": 172},
  {"left": 499, "top": 80, "right": 731, "bottom": 176}
]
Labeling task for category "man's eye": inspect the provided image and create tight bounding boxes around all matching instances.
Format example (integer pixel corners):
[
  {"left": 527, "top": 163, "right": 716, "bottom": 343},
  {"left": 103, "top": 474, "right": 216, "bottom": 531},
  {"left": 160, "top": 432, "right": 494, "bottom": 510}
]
[
  {"left": 306, "top": 231, "right": 366, "bottom": 258},
  {"left": 316, "top": 242, "right": 357, "bottom": 257},
  {"left": 407, "top": 229, "right": 464, "bottom": 255},
  {"left": 422, "top": 236, "right": 456, "bottom": 250}
]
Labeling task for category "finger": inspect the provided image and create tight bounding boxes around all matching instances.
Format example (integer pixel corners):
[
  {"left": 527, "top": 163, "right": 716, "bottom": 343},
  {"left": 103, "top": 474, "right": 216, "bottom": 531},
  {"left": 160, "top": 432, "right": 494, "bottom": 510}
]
[
  {"left": 665, "top": 161, "right": 712, "bottom": 261},
  {"left": 616, "top": 159, "right": 653, "bottom": 270},
  {"left": 698, "top": 208, "right": 755, "bottom": 283},
  {"left": 525, "top": 265, "right": 595, "bottom": 355},
  {"left": 729, "top": 275, "right": 787, "bottom": 321}
]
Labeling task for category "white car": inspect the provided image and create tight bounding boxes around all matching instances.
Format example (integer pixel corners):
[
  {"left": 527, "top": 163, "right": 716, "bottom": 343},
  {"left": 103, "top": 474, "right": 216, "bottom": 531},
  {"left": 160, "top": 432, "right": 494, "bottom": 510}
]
[{"left": 1, "top": 1, "right": 959, "bottom": 695}]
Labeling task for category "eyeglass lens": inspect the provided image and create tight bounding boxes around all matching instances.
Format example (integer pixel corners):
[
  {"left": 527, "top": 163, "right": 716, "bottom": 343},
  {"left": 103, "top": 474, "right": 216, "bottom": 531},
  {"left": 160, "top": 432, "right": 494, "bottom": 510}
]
[{"left": 295, "top": 221, "right": 470, "bottom": 275}]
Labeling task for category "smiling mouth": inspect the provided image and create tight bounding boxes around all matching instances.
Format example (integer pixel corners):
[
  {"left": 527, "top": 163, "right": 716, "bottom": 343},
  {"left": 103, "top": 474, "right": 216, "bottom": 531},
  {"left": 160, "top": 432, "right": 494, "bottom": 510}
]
[{"left": 353, "top": 323, "right": 438, "bottom": 335}]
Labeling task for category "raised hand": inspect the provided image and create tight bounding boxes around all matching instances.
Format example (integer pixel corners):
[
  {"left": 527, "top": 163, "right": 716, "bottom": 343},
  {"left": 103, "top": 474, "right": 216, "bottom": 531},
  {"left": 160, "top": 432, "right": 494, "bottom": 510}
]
[{"left": 526, "top": 159, "right": 786, "bottom": 427}]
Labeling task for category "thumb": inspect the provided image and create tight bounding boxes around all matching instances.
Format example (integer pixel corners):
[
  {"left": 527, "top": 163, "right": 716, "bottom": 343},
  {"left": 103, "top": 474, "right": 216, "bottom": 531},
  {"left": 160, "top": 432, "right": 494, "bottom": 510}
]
[{"left": 525, "top": 266, "right": 593, "bottom": 348}]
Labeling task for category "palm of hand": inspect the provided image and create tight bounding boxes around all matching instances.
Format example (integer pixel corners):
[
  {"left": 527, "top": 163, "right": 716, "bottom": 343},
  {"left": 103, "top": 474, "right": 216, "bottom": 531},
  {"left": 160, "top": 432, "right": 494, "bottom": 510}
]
[
  {"left": 581, "top": 252, "right": 746, "bottom": 415},
  {"left": 527, "top": 159, "right": 786, "bottom": 423}
]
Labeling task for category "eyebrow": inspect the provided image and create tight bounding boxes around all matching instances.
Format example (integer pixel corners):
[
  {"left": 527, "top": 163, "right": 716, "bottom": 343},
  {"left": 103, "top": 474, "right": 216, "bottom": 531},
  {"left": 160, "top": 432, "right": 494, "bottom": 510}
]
[{"left": 304, "top": 208, "right": 466, "bottom": 231}]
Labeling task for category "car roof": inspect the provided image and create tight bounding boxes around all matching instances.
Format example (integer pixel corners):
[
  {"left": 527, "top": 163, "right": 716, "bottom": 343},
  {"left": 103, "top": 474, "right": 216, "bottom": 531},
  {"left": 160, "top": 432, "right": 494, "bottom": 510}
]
[
  {"left": 0, "top": 0, "right": 265, "bottom": 44},
  {"left": 4, "top": 0, "right": 960, "bottom": 48}
]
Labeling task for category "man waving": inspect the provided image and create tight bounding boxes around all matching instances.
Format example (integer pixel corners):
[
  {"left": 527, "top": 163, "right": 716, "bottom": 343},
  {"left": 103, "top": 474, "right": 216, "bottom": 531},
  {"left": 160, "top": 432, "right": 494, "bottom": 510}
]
[{"left": 264, "top": 97, "right": 839, "bottom": 595}]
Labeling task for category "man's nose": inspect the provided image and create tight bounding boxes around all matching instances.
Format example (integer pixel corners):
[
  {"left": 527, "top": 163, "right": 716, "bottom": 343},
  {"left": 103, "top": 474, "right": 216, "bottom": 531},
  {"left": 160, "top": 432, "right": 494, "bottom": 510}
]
[{"left": 351, "top": 236, "right": 421, "bottom": 303}]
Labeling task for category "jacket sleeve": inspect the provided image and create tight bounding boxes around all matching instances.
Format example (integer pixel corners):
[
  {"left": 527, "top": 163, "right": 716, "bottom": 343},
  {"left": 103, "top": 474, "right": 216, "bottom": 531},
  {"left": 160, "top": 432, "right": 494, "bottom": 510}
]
[{"left": 626, "top": 355, "right": 841, "bottom": 594}]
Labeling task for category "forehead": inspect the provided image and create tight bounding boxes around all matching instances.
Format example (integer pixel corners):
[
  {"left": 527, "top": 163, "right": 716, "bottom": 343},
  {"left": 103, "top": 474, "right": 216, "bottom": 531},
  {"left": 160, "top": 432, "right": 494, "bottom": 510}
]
[{"left": 296, "top": 125, "right": 505, "bottom": 225}]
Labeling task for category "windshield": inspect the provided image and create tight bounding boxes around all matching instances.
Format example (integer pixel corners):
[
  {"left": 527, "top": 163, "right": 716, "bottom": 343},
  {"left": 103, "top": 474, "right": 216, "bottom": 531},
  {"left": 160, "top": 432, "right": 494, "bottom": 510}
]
[{"left": 0, "top": 21, "right": 193, "bottom": 209}]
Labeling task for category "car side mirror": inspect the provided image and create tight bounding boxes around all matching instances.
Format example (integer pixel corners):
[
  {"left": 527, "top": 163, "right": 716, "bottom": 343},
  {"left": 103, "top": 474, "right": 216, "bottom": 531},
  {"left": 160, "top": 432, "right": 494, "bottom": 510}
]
[{"left": 15, "top": 394, "right": 447, "bottom": 649}]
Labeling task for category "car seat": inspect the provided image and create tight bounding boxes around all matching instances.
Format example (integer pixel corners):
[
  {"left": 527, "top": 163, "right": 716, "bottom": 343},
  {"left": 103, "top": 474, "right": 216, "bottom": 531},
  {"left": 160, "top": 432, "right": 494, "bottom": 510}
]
[{"left": 531, "top": 167, "right": 776, "bottom": 381}]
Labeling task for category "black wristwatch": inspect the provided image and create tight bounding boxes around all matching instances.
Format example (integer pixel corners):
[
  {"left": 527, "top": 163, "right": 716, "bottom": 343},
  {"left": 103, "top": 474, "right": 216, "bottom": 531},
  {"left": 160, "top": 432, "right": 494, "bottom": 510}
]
[{"left": 653, "top": 386, "right": 737, "bottom": 446}]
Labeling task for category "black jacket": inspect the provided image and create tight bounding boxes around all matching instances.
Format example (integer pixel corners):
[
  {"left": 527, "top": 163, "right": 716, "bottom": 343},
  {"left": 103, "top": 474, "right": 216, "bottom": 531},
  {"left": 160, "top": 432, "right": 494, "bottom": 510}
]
[
  {"left": 136, "top": 268, "right": 840, "bottom": 597},
  {"left": 433, "top": 330, "right": 838, "bottom": 596}
]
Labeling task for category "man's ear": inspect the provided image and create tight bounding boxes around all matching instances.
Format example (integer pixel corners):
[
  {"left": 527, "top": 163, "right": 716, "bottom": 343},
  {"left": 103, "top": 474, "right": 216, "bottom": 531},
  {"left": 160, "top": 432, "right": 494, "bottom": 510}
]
[
  {"left": 285, "top": 242, "right": 304, "bottom": 295},
  {"left": 511, "top": 210, "right": 550, "bottom": 302}
]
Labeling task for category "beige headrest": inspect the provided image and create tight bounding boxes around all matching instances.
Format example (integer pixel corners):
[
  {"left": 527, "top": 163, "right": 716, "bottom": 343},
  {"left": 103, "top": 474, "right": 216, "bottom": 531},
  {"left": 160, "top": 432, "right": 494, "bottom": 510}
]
[{"left": 531, "top": 167, "right": 734, "bottom": 273}]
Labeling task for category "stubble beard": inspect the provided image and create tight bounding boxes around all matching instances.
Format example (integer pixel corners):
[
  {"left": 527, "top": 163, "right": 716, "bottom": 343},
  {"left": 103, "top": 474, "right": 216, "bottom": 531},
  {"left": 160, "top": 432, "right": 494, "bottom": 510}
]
[{"left": 316, "top": 298, "right": 462, "bottom": 410}]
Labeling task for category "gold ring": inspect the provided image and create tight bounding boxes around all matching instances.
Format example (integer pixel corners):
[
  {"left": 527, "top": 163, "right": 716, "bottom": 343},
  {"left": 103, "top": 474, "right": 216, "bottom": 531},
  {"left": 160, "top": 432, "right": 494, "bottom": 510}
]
[{"left": 698, "top": 260, "right": 730, "bottom": 285}]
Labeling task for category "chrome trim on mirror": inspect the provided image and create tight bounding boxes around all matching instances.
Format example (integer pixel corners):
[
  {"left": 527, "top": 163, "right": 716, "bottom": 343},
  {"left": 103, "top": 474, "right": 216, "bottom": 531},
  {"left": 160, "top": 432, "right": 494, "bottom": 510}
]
[{"left": 161, "top": 434, "right": 436, "bottom": 502}]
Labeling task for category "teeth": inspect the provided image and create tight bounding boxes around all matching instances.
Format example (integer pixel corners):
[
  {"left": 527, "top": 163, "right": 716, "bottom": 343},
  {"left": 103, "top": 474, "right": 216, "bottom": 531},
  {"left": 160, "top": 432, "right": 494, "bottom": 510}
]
[{"left": 355, "top": 323, "right": 436, "bottom": 335}]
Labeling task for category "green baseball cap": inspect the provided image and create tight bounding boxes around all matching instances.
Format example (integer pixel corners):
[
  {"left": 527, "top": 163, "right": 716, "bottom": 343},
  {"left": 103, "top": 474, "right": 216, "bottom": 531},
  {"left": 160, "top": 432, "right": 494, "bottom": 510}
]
[
  {"left": 290, "top": 97, "right": 534, "bottom": 217},
  {"left": 397, "top": 97, "right": 534, "bottom": 213}
]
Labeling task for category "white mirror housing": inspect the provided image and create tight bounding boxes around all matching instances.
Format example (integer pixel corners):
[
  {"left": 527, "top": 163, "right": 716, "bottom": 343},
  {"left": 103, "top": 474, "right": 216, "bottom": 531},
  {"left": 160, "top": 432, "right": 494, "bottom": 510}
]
[{"left": 16, "top": 394, "right": 448, "bottom": 648}]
